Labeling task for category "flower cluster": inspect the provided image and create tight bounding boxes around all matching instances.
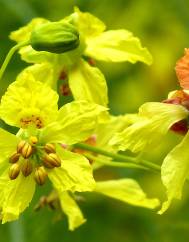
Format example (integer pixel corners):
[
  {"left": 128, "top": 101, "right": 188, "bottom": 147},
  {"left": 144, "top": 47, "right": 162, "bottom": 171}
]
[
  {"left": 0, "top": 7, "right": 160, "bottom": 230},
  {"left": 111, "top": 49, "right": 189, "bottom": 214}
]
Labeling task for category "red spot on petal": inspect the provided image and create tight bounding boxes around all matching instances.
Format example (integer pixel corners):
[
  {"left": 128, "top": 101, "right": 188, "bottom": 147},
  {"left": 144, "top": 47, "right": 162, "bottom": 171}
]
[
  {"left": 59, "top": 84, "right": 71, "bottom": 96},
  {"left": 170, "top": 120, "right": 188, "bottom": 135},
  {"left": 59, "top": 71, "right": 67, "bottom": 80},
  {"left": 163, "top": 90, "right": 189, "bottom": 110}
]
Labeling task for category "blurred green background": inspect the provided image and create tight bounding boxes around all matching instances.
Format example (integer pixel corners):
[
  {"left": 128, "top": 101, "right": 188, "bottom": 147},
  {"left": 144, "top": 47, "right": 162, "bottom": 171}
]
[{"left": 0, "top": 0, "right": 189, "bottom": 242}]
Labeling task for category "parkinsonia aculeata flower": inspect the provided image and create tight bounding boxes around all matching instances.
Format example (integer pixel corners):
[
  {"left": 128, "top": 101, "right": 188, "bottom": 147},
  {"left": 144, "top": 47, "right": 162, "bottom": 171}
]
[
  {"left": 110, "top": 49, "right": 189, "bottom": 214},
  {"left": 10, "top": 7, "right": 152, "bottom": 106},
  {"left": 0, "top": 71, "right": 106, "bottom": 223}
]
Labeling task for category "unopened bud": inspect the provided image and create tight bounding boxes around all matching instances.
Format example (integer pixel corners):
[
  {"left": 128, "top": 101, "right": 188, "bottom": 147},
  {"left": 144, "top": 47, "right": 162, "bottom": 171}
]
[
  {"left": 30, "top": 21, "right": 79, "bottom": 54},
  {"left": 9, "top": 163, "right": 20, "bottom": 180},
  {"left": 21, "top": 142, "right": 33, "bottom": 159},
  {"left": 22, "top": 160, "right": 33, "bottom": 177},
  {"left": 17, "top": 140, "right": 27, "bottom": 153},
  {"left": 9, "top": 152, "right": 20, "bottom": 163},
  {"left": 44, "top": 143, "right": 56, "bottom": 154},
  {"left": 42, "top": 153, "right": 61, "bottom": 168},
  {"left": 34, "top": 166, "right": 47, "bottom": 186},
  {"left": 29, "top": 136, "right": 38, "bottom": 145}
]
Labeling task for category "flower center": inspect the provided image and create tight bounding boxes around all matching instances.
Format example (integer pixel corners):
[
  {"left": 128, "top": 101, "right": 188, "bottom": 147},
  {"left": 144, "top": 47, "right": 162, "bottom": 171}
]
[
  {"left": 20, "top": 115, "right": 44, "bottom": 129},
  {"left": 8, "top": 136, "right": 61, "bottom": 185}
]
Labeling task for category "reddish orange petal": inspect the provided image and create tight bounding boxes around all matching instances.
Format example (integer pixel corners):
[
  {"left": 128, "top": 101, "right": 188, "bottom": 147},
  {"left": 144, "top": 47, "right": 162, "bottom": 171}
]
[{"left": 175, "top": 48, "right": 189, "bottom": 89}]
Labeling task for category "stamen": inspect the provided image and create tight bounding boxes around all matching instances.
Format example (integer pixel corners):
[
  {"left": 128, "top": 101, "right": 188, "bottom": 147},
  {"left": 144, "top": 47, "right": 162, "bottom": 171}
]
[
  {"left": 44, "top": 143, "right": 56, "bottom": 154},
  {"left": 9, "top": 163, "right": 20, "bottom": 180},
  {"left": 29, "top": 136, "right": 38, "bottom": 145},
  {"left": 34, "top": 166, "right": 47, "bottom": 185},
  {"left": 9, "top": 152, "right": 20, "bottom": 163},
  {"left": 21, "top": 160, "right": 33, "bottom": 177},
  {"left": 42, "top": 153, "right": 61, "bottom": 168},
  {"left": 21, "top": 142, "right": 33, "bottom": 159}
]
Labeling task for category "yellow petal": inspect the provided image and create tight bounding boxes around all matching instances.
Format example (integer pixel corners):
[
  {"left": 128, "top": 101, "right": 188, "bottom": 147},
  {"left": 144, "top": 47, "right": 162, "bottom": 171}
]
[
  {"left": 85, "top": 30, "right": 152, "bottom": 65},
  {"left": 10, "top": 18, "right": 48, "bottom": 43},
  {"left": 58, "top": 191, "right": 86, "bottom": 230},
  {"left": 95, "top": 179, "right": 160, "bottom": 209},
  {"left": 0, "top": 71, "right": 59, "bottom": 128},
  {"left": 2, "top": 173, "right": 36, "bottom": 223},
  {"left": 48, "top": 149, "right": 95, "bottom": 192},
  {"left": 69, "top": 59, "right": 108, "bottom": 106},
  {"left": 159, "top": 131, "right": 189, "bottom": 214}
]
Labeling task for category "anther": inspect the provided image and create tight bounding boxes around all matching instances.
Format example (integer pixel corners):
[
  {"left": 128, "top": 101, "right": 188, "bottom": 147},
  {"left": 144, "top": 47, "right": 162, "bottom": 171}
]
[
  {"left": 34, "top": 166, "right": 47, "bottom": 186},
  {"left": 21, "top": 142, "right": 33, "bottom": 159},
  {"left": 17, "top": 140, "right": 27, "bottom": 153},
  {"left": 29, "top": 136, "right": 38, "bottom": 145},
  {"left": 44, "top": 143, "right": 56, "bottom": 154},
  {"left": 21, "top": 160, "right": 33, "bottom": 177},
  {"left": 42, "top": 153, "right": 61, "bottom": 168},
  {"left": 9, "top": 163, "right": 20, "bottom": 180},
  {"left": 9, "top": 152, "right": 20, "bottom": 163}
]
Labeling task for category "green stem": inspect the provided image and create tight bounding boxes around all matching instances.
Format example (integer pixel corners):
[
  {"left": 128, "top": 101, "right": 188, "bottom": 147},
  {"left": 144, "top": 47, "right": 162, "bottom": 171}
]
[
  {"left": 85, "top": 153, "right": 149, "bottom": 171},
  {"left": 0, "top": 40, "right": 29, "bottom": 81},
  {"left": 74, "top": 143, "right": 161, "bottom": 173}
]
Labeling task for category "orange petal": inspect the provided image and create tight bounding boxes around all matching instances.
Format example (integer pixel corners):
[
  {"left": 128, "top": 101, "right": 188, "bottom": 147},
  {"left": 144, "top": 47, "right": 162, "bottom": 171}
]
[{"left": 175, "top": 48, "right": 189, "bottom": 89}]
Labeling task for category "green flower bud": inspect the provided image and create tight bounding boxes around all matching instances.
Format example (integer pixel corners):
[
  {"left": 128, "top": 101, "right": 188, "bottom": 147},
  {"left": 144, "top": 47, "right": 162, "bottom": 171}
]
[
  {"left": 9, "top": 152, "right": 20, "bottom": 163},
  {"left": 42, "top": 153, "right": 61, "bottom": 168},
  {"left": 21, "top": 160, "right": 33, "bottom": 177},
  {"left": 30, "top": 21, "right": 80, "bottom": 54},
  {"left": 44, "top": 143, "right": 56, "bottom": 154},
  {"left": 9, "top": 163, "right": 20, "bottom": 180},
  {"left": 34, "top": 166, "right": 47, "bottom": 186}
]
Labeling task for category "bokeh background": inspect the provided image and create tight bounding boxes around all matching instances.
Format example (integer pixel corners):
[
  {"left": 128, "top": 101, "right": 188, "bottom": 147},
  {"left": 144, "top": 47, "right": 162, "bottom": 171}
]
[{"left": 0, "top": 0, "right": 189, "bottom": 242}]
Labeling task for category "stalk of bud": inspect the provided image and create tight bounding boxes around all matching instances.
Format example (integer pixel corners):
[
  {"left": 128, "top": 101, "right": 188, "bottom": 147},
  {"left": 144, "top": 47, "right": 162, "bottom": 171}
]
[
  {"left": 44, "top": 143, "right": 56, "bottom": 154},
  {"left": 21, "top": 142, "right": 33, "bottom": 159},
  {"left": 22, "top": 160, "right": 33, "bottom": 177},
  {"left": 34, "top": 166, "right": 47, "bottom": 185},
  {"left": 42, "top": 153, "right": 61, "bottom": 168},
  {"left": 30, "top": 21, "right": 80, "bottom": 54},
  {"left": 9, "top": 163, "right": 20, "bottom": 180},
  {"left": 9, "top": 152, "right": 20, "bottom": 163}
]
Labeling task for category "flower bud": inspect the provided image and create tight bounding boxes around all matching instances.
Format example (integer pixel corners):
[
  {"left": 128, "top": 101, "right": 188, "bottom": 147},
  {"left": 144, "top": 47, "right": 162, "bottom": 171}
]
[
  {"left": 9, "top": 152, "right": 20, "bottom": 163},
  {"left": 29, "top": 136, "right": 38, "bottom": 145},
  {"left": 21, "top": 160, "right": 33, "bottom": 177},
  {"left": 21, "top": 142, "right": 33, "bottom": 159},
  {"left": 34, "top": 166, "right": 47, "bottom": 186},
  {"left": 17, "top": 140, "right": 27, "bottom": 153},
  {"left": 44, "top": 143, "right": 56, "bottom": 154},
  {"left": 9, "top": 163, "right": 20, "bottom": 180},
  {"left": 30, "top": 21, "right": 80, "bottom": 54},
  {"left": 42, "top": 153, "right": 61, "bottom": 168}
]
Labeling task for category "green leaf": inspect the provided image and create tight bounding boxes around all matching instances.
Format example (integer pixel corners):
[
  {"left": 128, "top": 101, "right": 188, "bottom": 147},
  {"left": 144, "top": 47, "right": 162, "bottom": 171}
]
[
  {"left": 48, "top": 149, "right": 95, "bottom": 192},
  {"left": 110, "top": 102, "right": 189, "bottom": 153},
  {"left": 69, "top": 59, "right": 108, "bottom": 106},
  {"left": 95, "top": 179, "right": 160, "bottom": 209},
  {"left": 58, "top": 191, "right": 86, "bottom": 230},
  {"left": 159, "top": 131, "right": 189, "bottom": 214},
  {"left": 85, "top": 30, "right": 153, "bottom": 65}
]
